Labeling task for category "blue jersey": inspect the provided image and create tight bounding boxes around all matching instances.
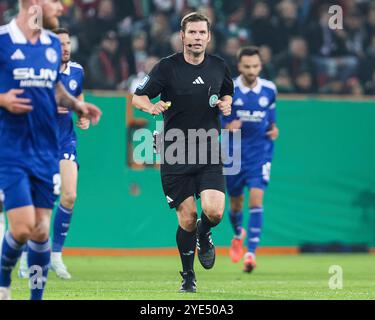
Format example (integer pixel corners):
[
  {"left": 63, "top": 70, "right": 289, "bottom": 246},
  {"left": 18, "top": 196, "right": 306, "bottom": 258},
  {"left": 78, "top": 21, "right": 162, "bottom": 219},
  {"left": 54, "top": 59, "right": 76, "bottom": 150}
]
[
  {"left": 0, "top": 20, "right": 61, "bottom": 177},
  {"left": 58, "top": 61, "right": 84, "bottom": 146},
  {"left": 222, "top": 76, "right": 277, "bottom": 170}
]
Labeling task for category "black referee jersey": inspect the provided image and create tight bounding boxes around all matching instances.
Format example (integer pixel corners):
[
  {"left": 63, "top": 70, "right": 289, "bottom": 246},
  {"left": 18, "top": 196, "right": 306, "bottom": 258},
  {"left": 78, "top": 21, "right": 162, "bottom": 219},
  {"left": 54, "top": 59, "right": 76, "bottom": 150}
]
[{"left": 135, "top": 52, "right": 234, "bottom": 174}]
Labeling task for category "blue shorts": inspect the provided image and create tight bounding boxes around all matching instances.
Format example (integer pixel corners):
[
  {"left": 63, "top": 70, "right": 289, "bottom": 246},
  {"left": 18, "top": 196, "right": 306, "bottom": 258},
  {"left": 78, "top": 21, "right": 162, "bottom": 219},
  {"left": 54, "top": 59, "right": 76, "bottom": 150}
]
[
  {"left": 0, "top": 165, "right": 60, "bottom": 211},
  {"left": 59, "top": 140, "right": 79, "bottom": 166},
  {"left": 225, "top": 162, "right": 271, "bottom": 197}
]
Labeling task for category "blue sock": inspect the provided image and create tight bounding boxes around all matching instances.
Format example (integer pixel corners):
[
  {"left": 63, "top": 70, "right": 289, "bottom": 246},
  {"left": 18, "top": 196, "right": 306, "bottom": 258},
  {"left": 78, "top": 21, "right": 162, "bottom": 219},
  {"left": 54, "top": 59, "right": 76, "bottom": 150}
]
[
  {"left": 27, "top": 239, "right": 51, "bottom": 300},
  {"left": 0, "top": 231, "right": 24, "bottom": 287},
  {"left": 52, "top": 204, "right": 73, "bottom": 252},
  {"left": 229, "top": 210, "right": 243, "bottom": 237},
  {"left": 247, "top": 207, "right": 263, "bottom": 254}
]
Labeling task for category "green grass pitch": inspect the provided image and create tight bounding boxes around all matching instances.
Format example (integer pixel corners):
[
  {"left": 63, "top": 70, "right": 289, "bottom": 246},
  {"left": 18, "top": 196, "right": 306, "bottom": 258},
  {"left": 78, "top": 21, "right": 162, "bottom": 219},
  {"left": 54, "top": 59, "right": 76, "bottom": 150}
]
[{"left": 10, "top": 254, "right": 375, "bottom": 300}]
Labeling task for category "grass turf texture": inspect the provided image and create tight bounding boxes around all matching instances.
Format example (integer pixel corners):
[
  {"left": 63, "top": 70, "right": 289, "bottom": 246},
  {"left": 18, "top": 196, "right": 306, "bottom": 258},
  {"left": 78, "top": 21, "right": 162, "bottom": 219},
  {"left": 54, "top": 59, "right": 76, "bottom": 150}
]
[{"left": 10, "top": 254, "right": 375, "bottom": 300}]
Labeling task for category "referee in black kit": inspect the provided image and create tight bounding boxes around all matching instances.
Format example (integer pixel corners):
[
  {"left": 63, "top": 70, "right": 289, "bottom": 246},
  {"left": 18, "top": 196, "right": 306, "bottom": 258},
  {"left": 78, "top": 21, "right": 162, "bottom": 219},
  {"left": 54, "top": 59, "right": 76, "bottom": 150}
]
[{"left": 132, "top": 12, "right": 234, "bottom": 292}]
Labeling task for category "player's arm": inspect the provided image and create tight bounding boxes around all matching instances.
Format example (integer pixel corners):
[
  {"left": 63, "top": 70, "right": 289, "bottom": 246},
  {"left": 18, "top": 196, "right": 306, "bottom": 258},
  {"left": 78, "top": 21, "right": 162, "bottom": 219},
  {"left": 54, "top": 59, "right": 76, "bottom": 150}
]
[
  {"left": 266, "top": 123, "right": 279, "bottom": 140},
  {"left": 0, "top": 89, "right": 33, "bottom": 114},
  {"left": 75, "top": 68, "right": 90, "bottom": 129},
  {"left": 266, "top": 96, "right": 279, "bottom": 141},
  {"left": 221, "top": 101, "right": 241, "bottom": 132},
  {"left": 75, "top": 93, "right": 90, "bottom": 130},
  {"left": 55, "top": 82, "right": 101, "bottom": 125},
  {"left": 132, "top": 94, "right": 169, "bottom": 116}
]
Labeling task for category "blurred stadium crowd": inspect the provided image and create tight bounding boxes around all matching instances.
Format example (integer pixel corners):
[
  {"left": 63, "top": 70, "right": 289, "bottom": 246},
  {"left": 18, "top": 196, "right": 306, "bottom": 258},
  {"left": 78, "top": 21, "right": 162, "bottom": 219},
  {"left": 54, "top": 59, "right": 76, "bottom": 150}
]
[{"left": 1, "top": 0, "right": 375, "bottom": 95}]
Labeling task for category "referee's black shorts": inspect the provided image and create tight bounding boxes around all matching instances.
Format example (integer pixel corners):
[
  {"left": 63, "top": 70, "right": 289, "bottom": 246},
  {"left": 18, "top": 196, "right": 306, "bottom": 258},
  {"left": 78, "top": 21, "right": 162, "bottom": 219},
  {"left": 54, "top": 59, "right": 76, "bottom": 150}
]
[{"left": 161, "top": 164, "right": 225, "bottom": 209}]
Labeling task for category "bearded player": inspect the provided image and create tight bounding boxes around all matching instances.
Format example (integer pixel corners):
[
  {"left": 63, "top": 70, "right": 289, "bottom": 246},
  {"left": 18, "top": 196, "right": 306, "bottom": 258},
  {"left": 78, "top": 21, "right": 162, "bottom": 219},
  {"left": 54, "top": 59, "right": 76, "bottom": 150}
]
[
  {"left": 18, "top": 27, "right": 90, "bottom": 280},
  {"left": 0, "top": 0, "right": 101, "bottom": 300},
  {"left": 222, "top": 46, "right": 279, "bottom": 273}
]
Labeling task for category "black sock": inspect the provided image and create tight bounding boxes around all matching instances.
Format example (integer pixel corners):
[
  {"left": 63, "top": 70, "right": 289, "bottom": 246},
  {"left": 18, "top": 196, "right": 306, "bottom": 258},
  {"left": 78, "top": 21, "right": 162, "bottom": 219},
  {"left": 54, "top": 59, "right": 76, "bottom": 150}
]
[
  {"left": 176, "top": 226, "right": 197, "bottom": 272},
  {"left": 198, "top": 212, "right": 219, "bottom": 236}
]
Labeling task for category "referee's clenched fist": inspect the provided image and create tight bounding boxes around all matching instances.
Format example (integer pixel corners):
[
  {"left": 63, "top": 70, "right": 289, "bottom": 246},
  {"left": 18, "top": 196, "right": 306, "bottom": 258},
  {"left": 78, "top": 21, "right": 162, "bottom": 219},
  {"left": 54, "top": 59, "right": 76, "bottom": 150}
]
[{"left": 216, "top": 99, "right": 232, "bottom": 116}]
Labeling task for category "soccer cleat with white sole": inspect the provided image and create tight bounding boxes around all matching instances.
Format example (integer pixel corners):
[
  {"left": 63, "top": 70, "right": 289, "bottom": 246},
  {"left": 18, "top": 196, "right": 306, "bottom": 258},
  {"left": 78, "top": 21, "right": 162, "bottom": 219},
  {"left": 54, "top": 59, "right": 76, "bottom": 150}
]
[
  {"left": 51, "top": 252, "right": 71, "bottom": 280},
  {"left": 196, "top": 219, "right": 216, "bottom": 270},
  {"left": 229, "top": 228, "right": 246, "bottom": 263},
  {"left": 179, "top": 270, "right": 197, "bottom": 293},
  {"left": 243, "top": 252, "right": 257, "bottom": 273},
  {"left": 0, "top": 287, "right": 11, "bottom": 300}
]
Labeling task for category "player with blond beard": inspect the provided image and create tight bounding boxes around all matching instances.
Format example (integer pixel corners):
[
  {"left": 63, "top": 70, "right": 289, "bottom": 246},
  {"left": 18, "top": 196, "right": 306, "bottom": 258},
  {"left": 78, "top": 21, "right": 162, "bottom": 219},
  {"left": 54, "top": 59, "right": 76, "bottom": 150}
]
[{"left": 0, "top": 0, "right": 101, "bottom": 300}]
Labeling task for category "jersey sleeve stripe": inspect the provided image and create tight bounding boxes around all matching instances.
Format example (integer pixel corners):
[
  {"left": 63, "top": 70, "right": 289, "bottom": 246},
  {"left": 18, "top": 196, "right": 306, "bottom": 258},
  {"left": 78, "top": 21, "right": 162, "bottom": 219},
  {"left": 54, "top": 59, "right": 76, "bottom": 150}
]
[
  {"left": 69, "top": 62, "right": 84, "bottom": 69},
  {"left": 260, "top": 79, "right": 277, "bottom": 93}
]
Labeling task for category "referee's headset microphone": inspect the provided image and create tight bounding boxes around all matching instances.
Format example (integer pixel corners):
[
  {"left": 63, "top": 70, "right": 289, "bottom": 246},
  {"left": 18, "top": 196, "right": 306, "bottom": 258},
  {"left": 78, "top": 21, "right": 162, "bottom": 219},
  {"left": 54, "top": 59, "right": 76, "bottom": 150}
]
[{"left": 182, "top": 31, "right": 194, "bottom": 48}]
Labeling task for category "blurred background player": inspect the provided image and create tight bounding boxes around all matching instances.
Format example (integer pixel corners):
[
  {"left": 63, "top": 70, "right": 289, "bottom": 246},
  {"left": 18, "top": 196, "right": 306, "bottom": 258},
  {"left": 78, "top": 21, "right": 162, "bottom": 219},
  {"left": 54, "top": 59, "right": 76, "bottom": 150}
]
[
  {"left": 222, "top": 46, "right": 279, "bottom": 273},
  {"left": 18, "top": 27, "right": 90, "bottom": 280},
  {"left": 0, "top": 0, "right": 101, "bottom": 300},
  {"left": 132, "top": 12, "right": 233, "bottom": 292}
]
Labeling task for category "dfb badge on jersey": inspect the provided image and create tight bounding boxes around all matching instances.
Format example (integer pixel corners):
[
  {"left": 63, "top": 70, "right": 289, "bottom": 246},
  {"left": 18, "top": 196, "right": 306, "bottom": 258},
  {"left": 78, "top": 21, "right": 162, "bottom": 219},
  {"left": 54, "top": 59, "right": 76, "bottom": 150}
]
[{"left": 209, "top": 94, "right": 219, "bottom": 108}]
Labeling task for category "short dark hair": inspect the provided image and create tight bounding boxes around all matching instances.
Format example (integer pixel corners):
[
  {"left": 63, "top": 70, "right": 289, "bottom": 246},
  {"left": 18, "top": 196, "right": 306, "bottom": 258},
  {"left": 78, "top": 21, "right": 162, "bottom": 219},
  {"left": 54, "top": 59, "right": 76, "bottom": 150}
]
[
  {"left": 237, "top": 46, "right": 261, "bottom": 61},
  {"left": 52, "top": 28, "right": 70, "bottom": 36},
  {"left": 180, "top": 12, "right": 211, "bottom": 32}
]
